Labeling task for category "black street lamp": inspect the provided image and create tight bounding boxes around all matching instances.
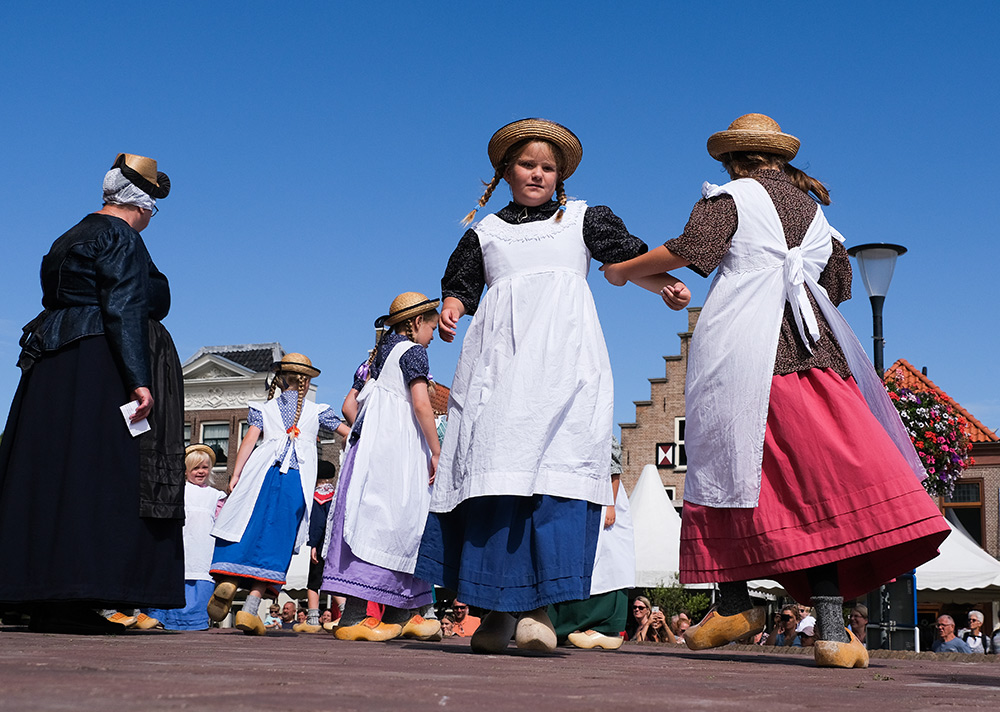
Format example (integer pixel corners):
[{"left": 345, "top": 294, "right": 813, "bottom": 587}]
[
  {"left": 847, "top": 241, "right": 914, "bottom": 650},
  {"left": 846, "top": 243, "right": 907, "bottom": 378}
]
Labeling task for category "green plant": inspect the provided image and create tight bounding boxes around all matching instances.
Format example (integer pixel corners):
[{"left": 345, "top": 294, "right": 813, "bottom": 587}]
[{"left": 642, "top": 574, "right": 711, "bottom": 620}]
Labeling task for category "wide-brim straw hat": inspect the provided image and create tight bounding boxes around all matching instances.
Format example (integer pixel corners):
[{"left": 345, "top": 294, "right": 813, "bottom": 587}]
[
  {"left": 706, "top": 113, "right": 800, "bottom": 161},
  {"left": 375, "top": 292, "right": 441, "bottom": 328},
  {"left": 112, "top": 153, "right": 171, "bottom": 199},
  {"left": 272, "top": 352, "right": 321, "bottom": 378},
  {"left": 185, "top": 443, "right": 217, "bottom": 467},
  {"left": 487, "top": 118, "right": 583, "bottom": 179}
]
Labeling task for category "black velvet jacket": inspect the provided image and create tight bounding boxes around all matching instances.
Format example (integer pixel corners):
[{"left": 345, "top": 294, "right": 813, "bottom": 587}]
[{"left": 19, "top": 213, "right": 170, "bottom": 391}]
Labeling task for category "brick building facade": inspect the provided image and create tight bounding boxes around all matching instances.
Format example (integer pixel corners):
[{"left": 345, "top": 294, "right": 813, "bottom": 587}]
[{"left": 619, "top": 307, "right": 699, "bottom": 506}]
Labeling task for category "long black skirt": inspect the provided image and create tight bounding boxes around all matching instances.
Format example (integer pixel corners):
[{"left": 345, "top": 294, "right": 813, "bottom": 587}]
[{"left": 0, "top": 327, "right": 184, "bottom": 609}]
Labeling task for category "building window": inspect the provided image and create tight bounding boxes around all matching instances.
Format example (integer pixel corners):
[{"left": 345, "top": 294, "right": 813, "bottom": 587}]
[
  {"left": 201, "top": 422, "right": 230, "bottom": 466},
  {"left": 183, "top": 423, "right": 191, "bottom": 447},
  {"left": 674, "top": 417, "right": 687, "bottom": 471},
  {"left": 664, "top": 486, "right": 676, "bottom": 501},
  {"left": 943, "top": 478, "right": 984, "bottom": 547}
]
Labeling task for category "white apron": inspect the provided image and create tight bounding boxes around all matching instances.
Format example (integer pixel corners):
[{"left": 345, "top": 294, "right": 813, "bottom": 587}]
[
  {"left": 212, "top": 397, "right": 321, "bottom": 551},
  {"left": 342, "top": 341, "right": 433, "bottom": 574},
  {"left": 683, "top": 179, "right": 924, "bottom": 508},
  {"left": 183, "top": 482, "right": 226, "bottom": 581},
  {"left": 589, "top": 487, "right": 636, "bottom": 596},
  {"left": 431, "top": 200, "right": 614, "bottom": 513}
]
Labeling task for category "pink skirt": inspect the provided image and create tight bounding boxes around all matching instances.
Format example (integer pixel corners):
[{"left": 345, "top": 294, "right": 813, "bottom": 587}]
[{"left": 679, "top": 368, "right": 949, "bottom": 602}]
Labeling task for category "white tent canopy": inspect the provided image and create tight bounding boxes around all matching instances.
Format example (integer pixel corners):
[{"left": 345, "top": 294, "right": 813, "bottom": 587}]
[
  {"left": 630, "top": 463, "right": 685, "bottom": 588},
  {"left": 916, "top": 521, "right": 1000, "bottom": 596}
]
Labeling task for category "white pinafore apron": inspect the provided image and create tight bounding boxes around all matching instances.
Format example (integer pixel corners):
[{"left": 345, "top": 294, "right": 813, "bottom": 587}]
[
  {"left": 431, "top": 200, "right": 614, "bottom": 513},
  {"left": 589, "top": 487, "right": 636, "bottom": 596},
  {"left": 342, "top": 341, "right": 433, "bottom": 574},
  {"left": 683, "top": 179, "right": 925, "bottom": 509},
  {"left": 212, "top": 397, "right": 321, "bottom": 551}
]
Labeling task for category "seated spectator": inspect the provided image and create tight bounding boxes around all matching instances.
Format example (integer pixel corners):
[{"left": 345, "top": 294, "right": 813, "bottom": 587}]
[
  {"left": 848, "top": 604, "right": 868, "bottom": 647},
  {"left": 264, "top": 604, "right": 282, "bottom": 630},
  {"left": 958, "top": 610, "right": 992, "bottom": 654},
  {"left": 297, "top": 609, "right": 307, "bottom": 625},
  {"left": 646, "top": 608, "right": 676, "bottom": 643},
  {"left": 795, "top": 604, "right": 816, "bottom": 647},
  {"left": 440, "top": 615, "right": 455, "bottom": 637},
  {"left": 765, "top": 605, "right": 801, "bottom": 647},
  {"left": 625, "top": 597, "right": 673, "bottom": 642},
  {"left": 932, "top": 615, "right": 972, "bottom": 653},
  {"left": 450, "top": 601, "right": 480, "bottom": 637},
  {"left": 319, "top": 609, "right": 334, "bottom": 626},
  {"left": 280, "top": 601, "right": 297, "bottom": 630},
  {"left": 671, "top": 612, "right": 691, "bottom": 642}
]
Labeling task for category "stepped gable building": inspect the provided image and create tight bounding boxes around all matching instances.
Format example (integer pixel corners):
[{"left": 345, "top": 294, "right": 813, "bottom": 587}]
[
  {"left": 618, "top": 307, "right": 699, "bottom": 507},
  {"left": 183, "top": 343, "right": 344, "bottom": 490},
  {"left": 886, "top": 358, "right": 1000, "bottom": 558}
]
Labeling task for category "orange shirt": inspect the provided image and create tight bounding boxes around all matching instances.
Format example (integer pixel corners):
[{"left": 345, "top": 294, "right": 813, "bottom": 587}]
[{"left": 451, "top": 614, "right": 481, "bottom": 637}]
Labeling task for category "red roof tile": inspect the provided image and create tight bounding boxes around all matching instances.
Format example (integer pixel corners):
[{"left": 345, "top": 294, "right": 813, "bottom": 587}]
[
  {"left": 429, "top": 381, "right": 450, "bottom": 416},
  {"left": 885, "top": 359, "right": 998, "bottom": 443}
]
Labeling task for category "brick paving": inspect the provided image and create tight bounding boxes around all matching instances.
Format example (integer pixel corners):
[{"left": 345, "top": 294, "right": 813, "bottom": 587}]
[{"left": 2, "top": 627, "right": 1000, "bottom": 711}]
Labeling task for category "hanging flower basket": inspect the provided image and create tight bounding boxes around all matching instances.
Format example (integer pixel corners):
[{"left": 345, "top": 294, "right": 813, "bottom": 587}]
[{"left": 884, "top": 368, "right": 974, "bottom": 498}]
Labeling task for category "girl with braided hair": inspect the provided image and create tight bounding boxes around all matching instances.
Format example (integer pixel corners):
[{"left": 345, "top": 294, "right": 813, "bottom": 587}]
[
  {"left": 206, "top": 353, "right": 349, "bottom": 636},
  {"left": 321, "top": 292, "right": 443, "bottom": 642},
  {"left": 415, "top": 118, "right": 690, "bottom": 654},
  {"left": 603, "top": 113, "right": 949, "bottom": 668}
]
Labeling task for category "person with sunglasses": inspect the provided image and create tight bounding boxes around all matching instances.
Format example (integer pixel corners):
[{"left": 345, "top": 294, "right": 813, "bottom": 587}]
[
  {"left": 449, "top": 601, "right": 480, "bottom": 638},
  {"left": 765, "top": 605, "right": 802, "bottom": 647}
]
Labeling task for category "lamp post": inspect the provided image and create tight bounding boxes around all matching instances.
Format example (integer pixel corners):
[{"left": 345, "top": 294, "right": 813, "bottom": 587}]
[
  {"left": 845, "top": 243, "right": 907, "bottom": 378},
  {"left": 847, "top": 241, "right": 912, "bottom": 651}
]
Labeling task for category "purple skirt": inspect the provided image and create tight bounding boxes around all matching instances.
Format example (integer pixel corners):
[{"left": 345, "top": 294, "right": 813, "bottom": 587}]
[{"left": 321, "top": 446, "right": 433, "bottom": 609}]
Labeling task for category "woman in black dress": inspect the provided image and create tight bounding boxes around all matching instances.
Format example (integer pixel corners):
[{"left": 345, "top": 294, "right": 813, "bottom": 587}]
[{"left": 0, "top": 154, "right": 185, "bottom": 634}]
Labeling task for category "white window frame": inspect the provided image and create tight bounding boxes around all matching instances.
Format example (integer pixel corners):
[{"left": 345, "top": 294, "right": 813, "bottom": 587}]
[
  {"left": 201, "top": 421, "right": 231, "bottom": 470},
  {"left": 674, "top": 416, "right": 687, "bottom": 472}
]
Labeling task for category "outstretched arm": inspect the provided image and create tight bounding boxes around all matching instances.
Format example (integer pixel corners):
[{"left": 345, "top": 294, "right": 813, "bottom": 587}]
[{"left": 600, "top": 245, "right": 691, "bottom": 286}]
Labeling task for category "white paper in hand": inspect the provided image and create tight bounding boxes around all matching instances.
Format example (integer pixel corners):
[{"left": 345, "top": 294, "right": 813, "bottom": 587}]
[{"left": 120, "top": 400, "right": 151, "bottom": 437}]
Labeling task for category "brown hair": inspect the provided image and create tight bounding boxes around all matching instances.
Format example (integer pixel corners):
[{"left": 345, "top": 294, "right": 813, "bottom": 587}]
[
  {"left": 462, "top": 139, "right": 568, "bottom": 225},
  {"left": 721, "top": 151, "right": 830, "bottom": 205}
]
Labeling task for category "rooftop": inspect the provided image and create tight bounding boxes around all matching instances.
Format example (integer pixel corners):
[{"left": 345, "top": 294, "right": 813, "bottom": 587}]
[{"left": 183, "top": 343, "right": 283, "bottom": 373}]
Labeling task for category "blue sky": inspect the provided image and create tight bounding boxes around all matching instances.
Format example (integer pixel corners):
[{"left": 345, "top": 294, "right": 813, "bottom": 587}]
[{"left": 1, "top": 1, "right": 997, "bottom": 437}]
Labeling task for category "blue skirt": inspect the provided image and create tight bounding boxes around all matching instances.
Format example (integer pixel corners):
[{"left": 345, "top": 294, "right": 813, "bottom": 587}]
[
  {"left": 210, "top": 463, "right": 305, "bottom": 597},
  {"left": 146, "top": 580, "right": 214, "bottom": 630},
  {"left": 414, "top": 495, "right": 601, "bottom": 612}
]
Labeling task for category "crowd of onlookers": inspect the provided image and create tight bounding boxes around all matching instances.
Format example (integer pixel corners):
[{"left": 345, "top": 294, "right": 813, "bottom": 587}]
[
  {"left": 619, "top": 597, "right": 1000, "bottom": 654},
  {"left": 199, "top": 593, "right": 1000, "bottom": 655}
]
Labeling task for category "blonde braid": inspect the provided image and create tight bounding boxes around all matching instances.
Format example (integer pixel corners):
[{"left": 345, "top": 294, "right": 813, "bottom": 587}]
[
  {"left": 266, "top": 372, "right": 280, "bottom": 401},
  {"left": 366, "top": 329, "right": 385, "bottom": 372},
  {"left": 462, "top": 168, "right": 504, "bottom": 226},
  {"left": 292, "top": 374, "right": 307, "bottom": 429},
  {"left": 554, "top": 179, "right": 567, "bottom": 222},
  {"left": 403, "top": 317, "right": 416, "bottom": 343}
]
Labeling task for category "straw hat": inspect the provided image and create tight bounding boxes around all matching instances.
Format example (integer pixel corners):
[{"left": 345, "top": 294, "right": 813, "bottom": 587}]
[
  {"left": 272, "top": 352, "right": 321, "bottom": 378},
  {"left": 706, "top": 114, "right": 800, "bottom": 161},
  {"left": 111, "top": 153, "right": 171, "bottom": 199},
  {"left": 488, "top": 118, "right": 583, "bottom": 179},
  {"left": 185, "top": 443, "right": 217, "bottom": 467},
  {"left": 375, "top": 292, "right": 441, "bottom": 328}
]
